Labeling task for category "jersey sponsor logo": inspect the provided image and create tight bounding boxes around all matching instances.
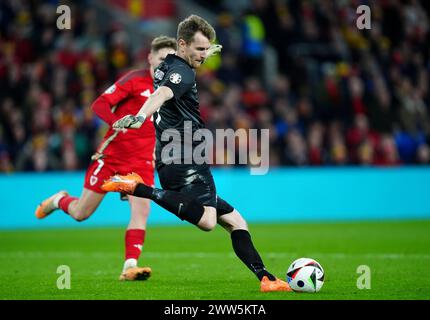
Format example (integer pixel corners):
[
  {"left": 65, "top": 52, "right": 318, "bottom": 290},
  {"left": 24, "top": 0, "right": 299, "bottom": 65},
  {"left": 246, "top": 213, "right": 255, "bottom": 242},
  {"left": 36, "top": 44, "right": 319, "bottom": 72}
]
[
  {"left": 90, "top": 175, "right": 98, "bottom": 186},
  {"left": 104, "top": 84, "right": 116, "bottom": 94},
  {"left": 141, "top": 89, "right": 151, "bottom": 97},
  {"left": 169, "top": 73, "right": 182, "bottom": 84},
  {"left": 154, "top": 69, "right": 164, "bottom": 80}
]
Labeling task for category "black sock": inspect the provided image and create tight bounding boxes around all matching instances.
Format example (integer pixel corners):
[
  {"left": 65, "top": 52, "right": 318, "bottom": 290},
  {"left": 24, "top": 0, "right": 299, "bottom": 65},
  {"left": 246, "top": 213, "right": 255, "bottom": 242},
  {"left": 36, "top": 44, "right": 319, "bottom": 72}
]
[
  {"left": 231, "top": 229, "right": 276, "bottom": 281},
  {"left": 133, "top": 184, "right": 204, "bottom": 225}
]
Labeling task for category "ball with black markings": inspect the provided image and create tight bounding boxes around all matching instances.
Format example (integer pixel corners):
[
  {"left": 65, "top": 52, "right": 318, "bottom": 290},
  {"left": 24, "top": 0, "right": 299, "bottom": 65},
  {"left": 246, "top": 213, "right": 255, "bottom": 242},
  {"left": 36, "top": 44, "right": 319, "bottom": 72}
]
[{"left": 286, "top": 257, "right": 324, "bottom": 293}]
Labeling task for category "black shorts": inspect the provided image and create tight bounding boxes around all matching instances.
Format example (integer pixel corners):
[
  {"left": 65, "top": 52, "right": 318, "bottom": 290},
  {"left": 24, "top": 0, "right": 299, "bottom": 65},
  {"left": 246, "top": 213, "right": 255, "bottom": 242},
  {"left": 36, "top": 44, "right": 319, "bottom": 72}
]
[{"left": 157, "top": 163, "right": 234, "bottom": 215}]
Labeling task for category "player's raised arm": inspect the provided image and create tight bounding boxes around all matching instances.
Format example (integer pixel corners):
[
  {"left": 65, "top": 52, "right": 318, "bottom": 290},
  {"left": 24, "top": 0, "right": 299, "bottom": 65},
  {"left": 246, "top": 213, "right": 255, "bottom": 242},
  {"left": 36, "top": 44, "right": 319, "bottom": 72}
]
[
  {"left": 136, "top": 85, "right": 174, "bottom": 119},
  {"left": 112, "top": 86, "right": 173, "bottom": 130}
]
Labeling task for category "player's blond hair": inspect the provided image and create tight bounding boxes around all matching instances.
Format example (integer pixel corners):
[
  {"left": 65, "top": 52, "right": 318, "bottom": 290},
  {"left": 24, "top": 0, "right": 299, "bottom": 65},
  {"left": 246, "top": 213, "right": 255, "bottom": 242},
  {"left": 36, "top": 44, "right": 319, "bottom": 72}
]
[
  {"left": 177, "top": 15, "right": 216, "bottom": 44},
  {"left": 150, "top": 36, "right": 177, "bottom": 53}
]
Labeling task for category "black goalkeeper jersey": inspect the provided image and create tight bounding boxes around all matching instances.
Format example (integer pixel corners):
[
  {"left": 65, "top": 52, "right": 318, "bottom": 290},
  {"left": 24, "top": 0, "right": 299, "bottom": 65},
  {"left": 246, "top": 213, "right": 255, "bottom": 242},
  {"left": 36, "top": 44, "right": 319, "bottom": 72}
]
[{"left": 153, "top": 54, "right": 207, "bottom": 168}]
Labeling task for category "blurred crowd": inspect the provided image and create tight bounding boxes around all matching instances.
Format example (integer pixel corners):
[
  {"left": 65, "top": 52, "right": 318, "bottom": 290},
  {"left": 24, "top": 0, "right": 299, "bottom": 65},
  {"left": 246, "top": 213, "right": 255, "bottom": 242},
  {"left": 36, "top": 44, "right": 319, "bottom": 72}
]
[{"left": 1, "top": 0, "right": 430, "bottom": 173}]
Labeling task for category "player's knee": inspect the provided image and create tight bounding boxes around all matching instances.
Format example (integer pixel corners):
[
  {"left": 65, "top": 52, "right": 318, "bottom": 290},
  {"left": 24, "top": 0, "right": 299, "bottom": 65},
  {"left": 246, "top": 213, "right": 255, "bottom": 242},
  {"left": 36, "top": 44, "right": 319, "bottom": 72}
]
[
  {"left": 140, "top": 203, "right": 151, "bottom": 218},
  {"left": 73, "top": 208, "right": 93, "bottom": 222},
  {"left": 198, "top": 222, "right": 217, "bottom": 232},
  {"left": 75, "top": 214, "right": 89, "bottom": 222},
  {"left": 197, "top": 213, "right": 217, "bottom": 231}
]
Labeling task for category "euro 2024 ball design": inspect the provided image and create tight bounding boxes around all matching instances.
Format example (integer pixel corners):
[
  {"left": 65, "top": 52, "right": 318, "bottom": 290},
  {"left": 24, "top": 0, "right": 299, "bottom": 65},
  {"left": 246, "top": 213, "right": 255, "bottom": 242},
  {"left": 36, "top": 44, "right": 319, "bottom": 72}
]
[{"left": 287, "top": 258, "right": 324, "bottom": 293}]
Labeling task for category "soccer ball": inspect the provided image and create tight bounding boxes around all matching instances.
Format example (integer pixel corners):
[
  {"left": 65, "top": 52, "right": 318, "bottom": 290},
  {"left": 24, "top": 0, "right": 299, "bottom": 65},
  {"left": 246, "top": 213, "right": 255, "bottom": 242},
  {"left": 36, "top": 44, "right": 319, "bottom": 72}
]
[{"left": 286, "top": 258, "right": 324, "bottom": 293}]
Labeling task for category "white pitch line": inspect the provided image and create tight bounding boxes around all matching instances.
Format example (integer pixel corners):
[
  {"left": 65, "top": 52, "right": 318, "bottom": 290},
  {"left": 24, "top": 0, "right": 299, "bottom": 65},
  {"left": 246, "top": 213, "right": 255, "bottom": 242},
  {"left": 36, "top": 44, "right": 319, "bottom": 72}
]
[{"left": 1, "top": 251, "right": 430, "bottom": 260}]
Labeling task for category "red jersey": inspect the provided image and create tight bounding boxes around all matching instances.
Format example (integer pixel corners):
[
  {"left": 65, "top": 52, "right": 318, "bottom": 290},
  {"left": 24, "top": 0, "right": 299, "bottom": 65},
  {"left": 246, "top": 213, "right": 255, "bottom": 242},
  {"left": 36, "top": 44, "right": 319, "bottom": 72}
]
[{"left": 92, "top": 69, "right": 155, "bottom": 161}]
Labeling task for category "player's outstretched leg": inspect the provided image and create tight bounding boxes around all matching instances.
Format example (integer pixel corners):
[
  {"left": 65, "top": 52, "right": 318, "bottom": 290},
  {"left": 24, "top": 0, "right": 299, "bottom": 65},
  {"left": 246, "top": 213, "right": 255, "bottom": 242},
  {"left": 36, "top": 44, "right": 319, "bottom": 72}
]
[
  {"left": 103, "top": 174, "right": 290, "bottom": 291},
  {"left": 36, "top": 188, "right": 104, "bottom": 222},
  {"left": 217, "top": 207, "right": 292, "bottom": 292},
  {"left": 102, "top": 173, "right": 206, "bottom": 226}
]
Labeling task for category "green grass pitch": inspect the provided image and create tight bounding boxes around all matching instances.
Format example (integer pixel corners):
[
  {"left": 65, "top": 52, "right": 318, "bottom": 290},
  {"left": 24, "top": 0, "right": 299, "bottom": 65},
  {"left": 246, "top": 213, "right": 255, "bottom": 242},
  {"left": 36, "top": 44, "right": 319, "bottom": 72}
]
[{"left": 1, "top": 220, "right": 430, "bottom": 300}]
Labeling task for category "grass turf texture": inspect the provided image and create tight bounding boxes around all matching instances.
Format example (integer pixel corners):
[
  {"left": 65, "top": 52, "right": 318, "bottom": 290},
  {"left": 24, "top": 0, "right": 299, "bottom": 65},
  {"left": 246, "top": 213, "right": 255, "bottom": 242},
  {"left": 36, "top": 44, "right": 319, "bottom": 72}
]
[{"left": 1, "top": 220, "right": 430, "bottom": 300}]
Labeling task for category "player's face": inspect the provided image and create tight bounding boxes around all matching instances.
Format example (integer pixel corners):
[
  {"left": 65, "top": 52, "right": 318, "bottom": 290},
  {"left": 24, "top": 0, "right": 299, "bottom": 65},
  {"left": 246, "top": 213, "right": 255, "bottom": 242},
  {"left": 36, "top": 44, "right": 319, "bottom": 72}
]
[
  {"left": 181, "top": 31, "right": 211, "bottom": 69},
  {"left": 148, "top": 47, "right": 176, "bottom": 76}
]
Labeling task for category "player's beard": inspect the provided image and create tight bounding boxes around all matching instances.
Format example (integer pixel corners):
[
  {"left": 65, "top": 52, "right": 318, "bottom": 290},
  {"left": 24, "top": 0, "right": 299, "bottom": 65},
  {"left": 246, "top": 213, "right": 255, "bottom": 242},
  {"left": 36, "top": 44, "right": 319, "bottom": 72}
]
[
  {"left": 188, "top": 53, "right": 202, "bottom": 69},
  {"left": 193, "top": 57, "right": 204, "bottom": 68}
]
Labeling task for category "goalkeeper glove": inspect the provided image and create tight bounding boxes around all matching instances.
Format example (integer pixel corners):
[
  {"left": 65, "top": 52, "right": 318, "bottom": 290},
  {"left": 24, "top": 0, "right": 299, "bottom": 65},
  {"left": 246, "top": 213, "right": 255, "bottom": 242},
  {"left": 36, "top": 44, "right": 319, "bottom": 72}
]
[
  {"left": 112, "top": 114, "right": 146, "bottom": 130},
  {"left": 206, "top": 44, "right": 223, "bottom": 58}
]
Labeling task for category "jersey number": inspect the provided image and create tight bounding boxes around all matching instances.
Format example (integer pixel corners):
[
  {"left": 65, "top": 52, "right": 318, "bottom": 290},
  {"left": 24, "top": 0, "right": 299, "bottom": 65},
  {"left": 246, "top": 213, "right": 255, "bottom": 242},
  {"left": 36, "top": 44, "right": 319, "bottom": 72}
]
[{"left": 94, "top": 159, "right": 104, "bottom": 175}]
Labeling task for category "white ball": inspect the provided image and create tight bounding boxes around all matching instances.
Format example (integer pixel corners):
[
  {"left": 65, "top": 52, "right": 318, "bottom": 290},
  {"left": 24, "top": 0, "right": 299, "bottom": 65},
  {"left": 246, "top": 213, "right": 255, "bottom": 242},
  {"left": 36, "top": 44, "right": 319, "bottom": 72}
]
[{"left": 287, "top": 257, "right": 324, "bottom": 293}]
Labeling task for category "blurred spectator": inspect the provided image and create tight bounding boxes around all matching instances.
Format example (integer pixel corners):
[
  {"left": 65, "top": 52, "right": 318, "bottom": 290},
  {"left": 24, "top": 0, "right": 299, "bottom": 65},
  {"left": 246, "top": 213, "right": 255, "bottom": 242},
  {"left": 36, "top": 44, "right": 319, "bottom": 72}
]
[
  {"left": 239, "top": 8, "right": 266, "bottom": 77},
  {"left": 397, "top": 78, "right": 430, "bottom": 135},
  {"left": 327, "top": 120, "right": 348, "bottom": 165},
  {"left": 417, "top": 143, "right": 430, "bottom": 164},
  {"left": 307, "top": 122, "right": 324, "bottom": 165},
  {"left": 373, "top": 134, "right": 401, "bottom": 166},
  {"left": 346, "top": 114, "right": 380, "bottom": 164},
  {"left": 283, "top": 128, "right": 308, "bottom": 166}
]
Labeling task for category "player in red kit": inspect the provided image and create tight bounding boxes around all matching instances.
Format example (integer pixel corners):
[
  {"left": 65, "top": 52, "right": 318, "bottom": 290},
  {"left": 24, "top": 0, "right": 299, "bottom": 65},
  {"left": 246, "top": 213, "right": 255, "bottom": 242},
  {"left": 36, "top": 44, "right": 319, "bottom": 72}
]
[{"left": 35, "top": 36, "right": 177, "bottom": 281}]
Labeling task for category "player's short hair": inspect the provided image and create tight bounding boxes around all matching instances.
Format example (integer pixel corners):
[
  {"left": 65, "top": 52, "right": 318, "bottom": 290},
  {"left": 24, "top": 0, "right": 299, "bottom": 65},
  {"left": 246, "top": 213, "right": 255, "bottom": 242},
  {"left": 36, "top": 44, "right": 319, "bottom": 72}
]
[
  {"left": 177, "top": 15, "right": 216, "bottom": 44},
  {"left": 151, "top": 36, "right": 177, "bottom": 53}
]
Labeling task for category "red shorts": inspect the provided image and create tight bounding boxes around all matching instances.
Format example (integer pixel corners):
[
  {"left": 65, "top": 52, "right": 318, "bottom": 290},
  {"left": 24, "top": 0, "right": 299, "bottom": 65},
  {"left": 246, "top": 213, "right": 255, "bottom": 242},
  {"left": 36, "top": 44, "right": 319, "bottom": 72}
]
[{"left": 84, "top": 156, "right": 155, "bottom": 194}]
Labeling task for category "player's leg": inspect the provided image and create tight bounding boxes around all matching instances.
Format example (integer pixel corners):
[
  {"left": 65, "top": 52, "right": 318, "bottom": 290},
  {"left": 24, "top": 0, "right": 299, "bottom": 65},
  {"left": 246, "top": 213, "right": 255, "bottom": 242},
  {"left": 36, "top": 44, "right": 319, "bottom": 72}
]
[
  {"left": 217, "top": 209, "right": 270, "bottom": 279},
  {"left": 216, "top": 198, "right": 291, "bottom": 292},
  {"left": 35, "top": 187, "right": 105, "bottom": 221},
  {"left": 134, "top": 183, "right": 217, "bottom": 231},
  {"left": 119, "top": 159, "right": 155, "bottom": 280},
  {"left": 65, "top": 188, "right": 105, "bottom": 221},
  {"left": 102, "top": 164, "right": 218, "bottom": 231},
  {"left": 197, "top": 206, "right": 218, "bottom": 231},
  {"left": 119, "top": 196, "right": 152, "bottom": 280},
  {"left": 35, "top": 157, "right": 110, "bottom": 221}
]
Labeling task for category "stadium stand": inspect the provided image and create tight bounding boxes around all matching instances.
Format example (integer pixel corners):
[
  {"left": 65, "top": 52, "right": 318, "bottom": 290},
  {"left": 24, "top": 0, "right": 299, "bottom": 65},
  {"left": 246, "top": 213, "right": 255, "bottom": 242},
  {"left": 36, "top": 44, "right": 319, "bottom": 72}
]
[{"left": 0, "top": 0, "right": 429, "bottom": 172}]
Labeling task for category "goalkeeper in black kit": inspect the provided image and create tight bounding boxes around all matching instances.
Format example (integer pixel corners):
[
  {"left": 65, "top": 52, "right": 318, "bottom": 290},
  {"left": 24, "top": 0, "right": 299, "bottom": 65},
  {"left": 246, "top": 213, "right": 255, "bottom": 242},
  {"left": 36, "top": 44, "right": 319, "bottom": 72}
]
[{"left": 102, "top": 14, "right": 291, "bottom": 292}]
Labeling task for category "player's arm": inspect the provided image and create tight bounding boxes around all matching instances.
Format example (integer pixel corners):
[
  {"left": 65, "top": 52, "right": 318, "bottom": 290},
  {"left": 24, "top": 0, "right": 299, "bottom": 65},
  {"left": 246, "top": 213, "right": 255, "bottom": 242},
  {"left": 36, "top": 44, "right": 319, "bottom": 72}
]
[
  {"left": 113, "top": 65, "right": 195, "bottom": 130},
  {"left": 91, "top": 96, "right": 119, "bottom": 126},
  {"left": 91, "top": 81, "right": 132, "bottom": 126},
  {"left": 137, "top": 86, "right": 173, "bottom": 119},
  {"left": 113, "top": 86, "right": 173, "bottom": 130}
]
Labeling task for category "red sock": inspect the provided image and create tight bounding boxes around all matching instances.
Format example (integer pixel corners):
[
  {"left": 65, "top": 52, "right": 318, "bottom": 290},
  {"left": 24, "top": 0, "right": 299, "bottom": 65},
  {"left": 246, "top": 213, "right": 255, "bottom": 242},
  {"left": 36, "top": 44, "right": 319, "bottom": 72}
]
[
  {"left": 125, "top": 229, "right": 146, "bottom": 260},
  {"left": 58, "top": 196, "right": 78, "bottom": 214}
]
